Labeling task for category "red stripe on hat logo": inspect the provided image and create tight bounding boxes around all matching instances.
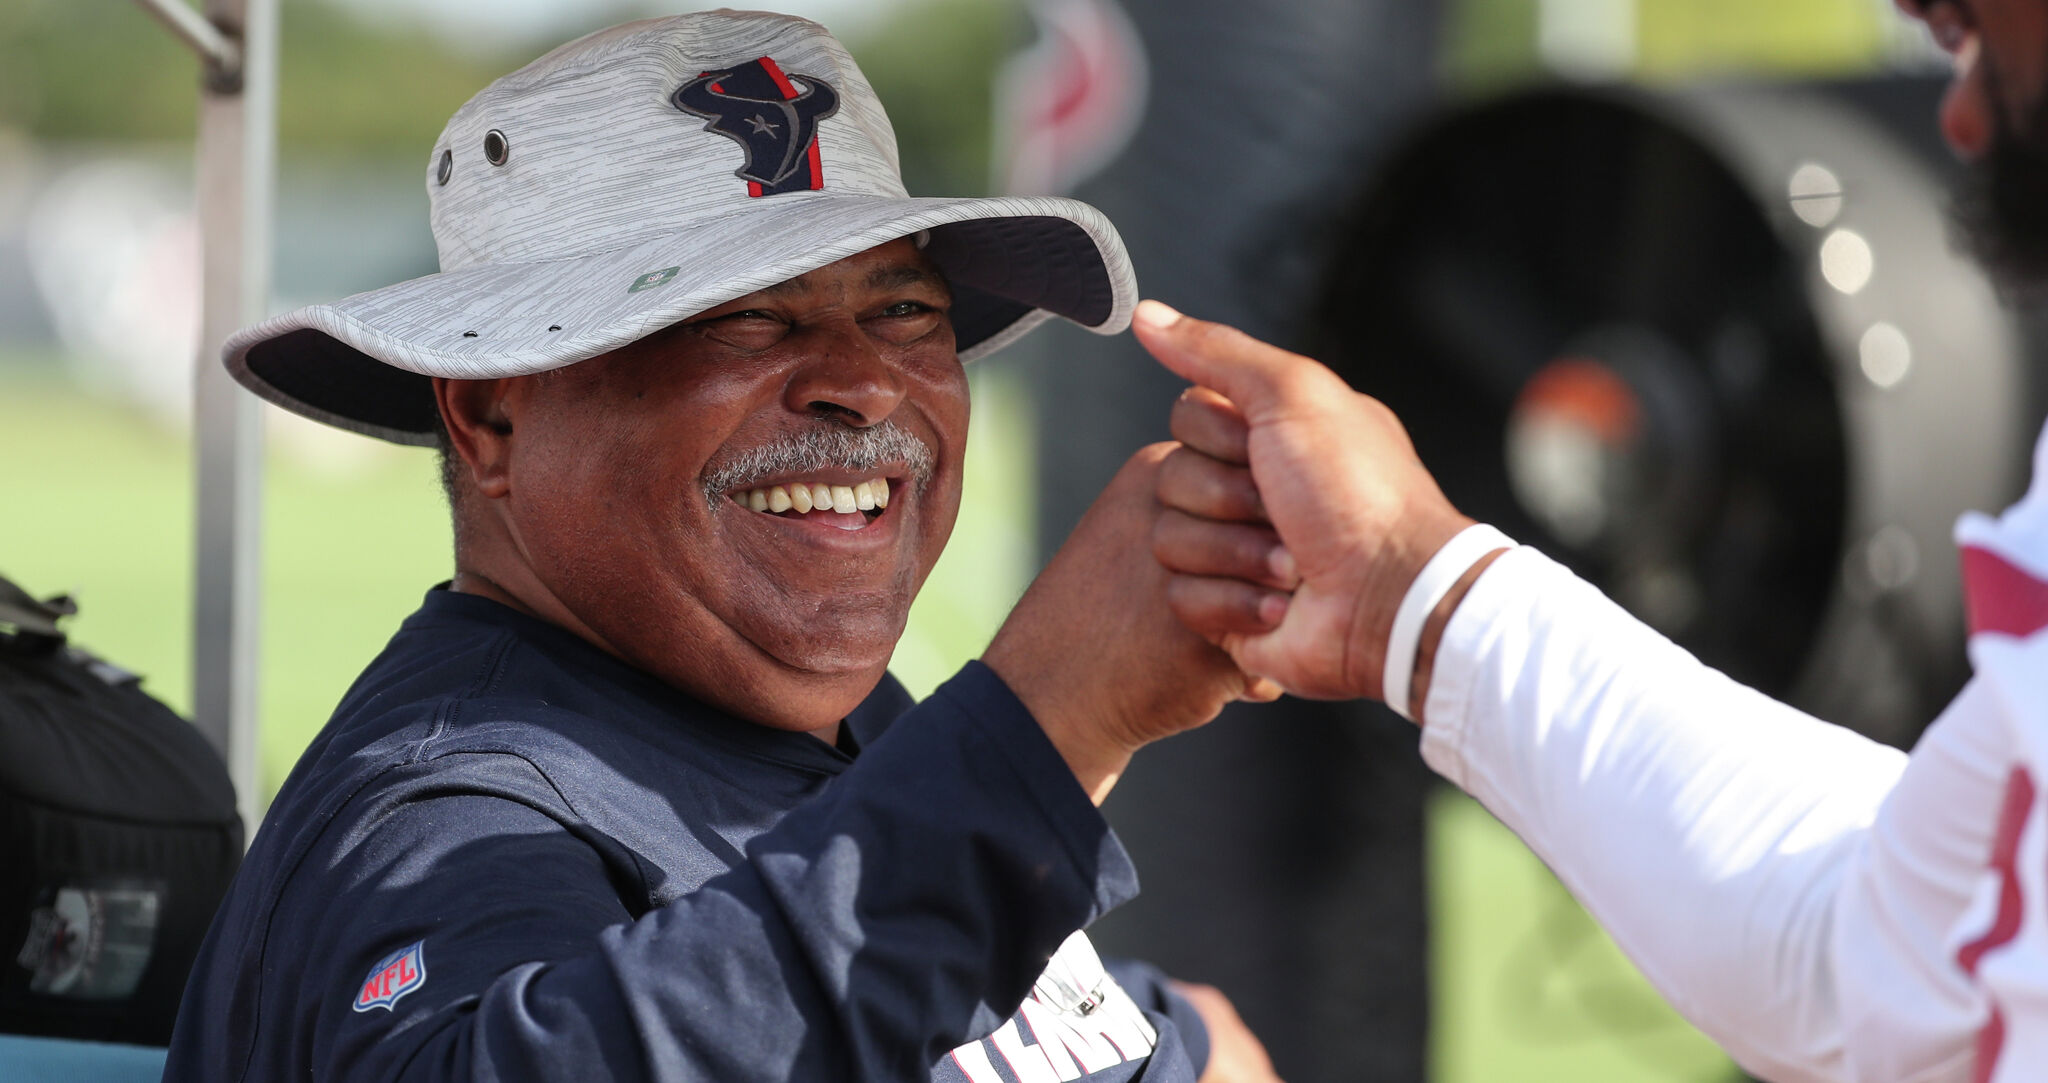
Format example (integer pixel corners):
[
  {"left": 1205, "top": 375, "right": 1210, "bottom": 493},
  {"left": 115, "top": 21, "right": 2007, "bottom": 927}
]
[
  {"left": 1962, "top": 544, "right": 2048, "bottom": 638},
  {"left": 759, "top": 55, "right": 801, "bottom": 99}
]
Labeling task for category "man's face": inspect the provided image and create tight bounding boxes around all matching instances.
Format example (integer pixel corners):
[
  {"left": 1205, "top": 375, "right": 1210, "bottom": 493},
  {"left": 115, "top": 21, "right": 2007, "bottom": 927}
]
[
  {"left": 1906, "top": 0, "right": 2048, "bottom": 281},
  {"left": 493, "top": 238, "right": 969, "bottom": 732}
]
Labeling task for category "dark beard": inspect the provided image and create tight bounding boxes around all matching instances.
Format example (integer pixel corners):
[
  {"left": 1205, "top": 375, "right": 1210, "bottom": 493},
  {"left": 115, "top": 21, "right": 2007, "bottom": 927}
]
[{"left": 1952, "top": 69, "right": 2048, "bottom": 290}]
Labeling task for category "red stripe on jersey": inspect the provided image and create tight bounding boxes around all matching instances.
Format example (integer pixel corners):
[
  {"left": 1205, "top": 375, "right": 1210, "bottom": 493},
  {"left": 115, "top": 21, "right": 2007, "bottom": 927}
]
[
  {"left": 1976, "top": 1006, "right": 2008, "bottom": 1083},
  {"left": 759, "top": 56, "right": 800, "bottom": 100},
  {"left": 1962, "top": 545, "right": 2048, "bottom": 638},
  {"left": 806, "top": 137, "right": 823, "bottom": 190},
  {"left": 1960, "top": 768, "right": 2035, "bottom": 974},
  {"left": 1959, "top": 767, "right": 2036, "bottom": 1083}
]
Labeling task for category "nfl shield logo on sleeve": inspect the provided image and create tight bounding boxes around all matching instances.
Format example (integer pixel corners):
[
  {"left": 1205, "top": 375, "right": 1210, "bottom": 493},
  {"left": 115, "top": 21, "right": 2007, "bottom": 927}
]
[{"left": 352, "top": 940, "right": 427, "bottom": 1012}]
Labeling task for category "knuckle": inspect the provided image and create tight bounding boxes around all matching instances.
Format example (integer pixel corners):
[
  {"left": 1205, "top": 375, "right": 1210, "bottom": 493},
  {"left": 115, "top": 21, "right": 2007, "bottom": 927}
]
[
  {"left": 1225, "top": 471, "right": 1261, "bottom": 513},
  {"left": 1180, "top": 460, "right": 1222, "bottom": 502},
  {"left": 1272, "top": 366, "right": 1326, "bottom": 402},
  {"left": 1113, "top": 442, "right": 1174, "bottom": 491},
  {"left": 1205, "top": 475, "right": 1253, "bottom": 520},
  {"left": 1149, "top": 513, "right": 1182, "bottom": 559},
  {"left": 1132, "top": 440, "right": 1178, "bottom": 470},
  {"left": 1157, "top": 447, "right": 1194, "bottom": 485},
  {"left": 1159, "top": 454, "right": 1220, "bottom": 509},
  {"left": 1163, "top": 575, "right": 1207, "bottom": 617},
  {"left": 1229, "top": 531, "right": 1265, "bottom": 568}
]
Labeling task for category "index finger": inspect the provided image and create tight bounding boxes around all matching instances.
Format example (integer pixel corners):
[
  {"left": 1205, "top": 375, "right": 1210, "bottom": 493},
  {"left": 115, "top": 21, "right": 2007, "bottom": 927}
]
[{"left": 1131, "top": 300, "right": 1350, "bottom": 422}]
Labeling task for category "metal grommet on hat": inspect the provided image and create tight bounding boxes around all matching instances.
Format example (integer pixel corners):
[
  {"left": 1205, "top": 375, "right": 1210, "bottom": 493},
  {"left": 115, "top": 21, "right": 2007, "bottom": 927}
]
[
  {"left": 482, "top": 129, "right": 509, "bottom": 166},
  {"left": 435, "top": 149, "right": 453, "bottom": 185}
]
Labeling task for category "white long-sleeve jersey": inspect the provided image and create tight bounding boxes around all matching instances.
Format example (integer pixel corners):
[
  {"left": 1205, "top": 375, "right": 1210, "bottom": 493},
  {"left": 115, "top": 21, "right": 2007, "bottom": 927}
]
[{"left": 1418, "top": 425, "right": 2048, "bottom": 1083}]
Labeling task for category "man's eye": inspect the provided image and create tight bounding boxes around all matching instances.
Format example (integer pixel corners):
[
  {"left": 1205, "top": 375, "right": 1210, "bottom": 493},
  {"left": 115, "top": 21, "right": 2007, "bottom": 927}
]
[
  {"left": 879, "top": 301, "right": 933, "bottom": 318},
  {"left": 691, "top": 309, "right": 787, "bottom": 349}
]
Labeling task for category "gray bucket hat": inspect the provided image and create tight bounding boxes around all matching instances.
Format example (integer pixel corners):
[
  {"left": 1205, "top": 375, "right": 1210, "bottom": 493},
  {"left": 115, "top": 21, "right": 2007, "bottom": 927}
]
[{"left": 224, "top": 9, "right": 1139, "bottom": 445}]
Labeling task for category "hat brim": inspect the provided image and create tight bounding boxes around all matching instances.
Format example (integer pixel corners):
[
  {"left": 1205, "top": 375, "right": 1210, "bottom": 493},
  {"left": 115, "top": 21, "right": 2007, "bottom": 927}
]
[{"left": 227, "top": 193, "right": 1136, "bottom": 446}]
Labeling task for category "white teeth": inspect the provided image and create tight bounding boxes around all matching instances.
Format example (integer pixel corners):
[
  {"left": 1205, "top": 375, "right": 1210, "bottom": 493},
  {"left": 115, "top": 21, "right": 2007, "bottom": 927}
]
[{"left": 737, "top": 477, "right": 891, "bottom": 517}]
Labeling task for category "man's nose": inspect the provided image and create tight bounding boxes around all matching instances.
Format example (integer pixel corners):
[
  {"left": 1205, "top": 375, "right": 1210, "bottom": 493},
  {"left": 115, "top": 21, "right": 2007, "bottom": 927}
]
[{"left": 781, "top": 321, "right": 909, "bottom": 427}]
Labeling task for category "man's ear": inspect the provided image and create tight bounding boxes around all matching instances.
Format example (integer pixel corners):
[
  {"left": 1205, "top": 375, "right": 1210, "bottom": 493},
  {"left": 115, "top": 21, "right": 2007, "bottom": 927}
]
[{"left": 433, "top": 376, "right": 519, "bottom": 499}]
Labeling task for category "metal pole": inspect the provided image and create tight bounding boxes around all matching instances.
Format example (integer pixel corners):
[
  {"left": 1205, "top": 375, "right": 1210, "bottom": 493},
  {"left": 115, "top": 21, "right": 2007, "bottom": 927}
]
[
  {"left": 187, "top": 0, "right": 276, "bottom": 836},
  {"left": 132, "top": 0, "right": 241, "bottom": 73}
]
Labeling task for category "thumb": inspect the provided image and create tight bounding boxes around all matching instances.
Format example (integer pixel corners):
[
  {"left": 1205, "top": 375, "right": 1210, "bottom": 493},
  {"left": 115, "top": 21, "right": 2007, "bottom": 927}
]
[{"left": 1130, "top": 300, "right": 1339, "bottom": 422}]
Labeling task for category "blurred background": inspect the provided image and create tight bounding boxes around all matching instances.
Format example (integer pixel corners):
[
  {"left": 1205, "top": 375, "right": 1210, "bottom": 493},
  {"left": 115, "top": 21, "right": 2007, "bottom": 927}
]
[{"left": 2, "top": 0, "right": 2037, "bottom": 1079}]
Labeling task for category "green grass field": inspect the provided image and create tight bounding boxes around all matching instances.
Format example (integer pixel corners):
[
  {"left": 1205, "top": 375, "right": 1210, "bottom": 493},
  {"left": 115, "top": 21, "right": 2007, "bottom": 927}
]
[{"left": 1, "top": 362, "right": 1733, "bottom": 1081}]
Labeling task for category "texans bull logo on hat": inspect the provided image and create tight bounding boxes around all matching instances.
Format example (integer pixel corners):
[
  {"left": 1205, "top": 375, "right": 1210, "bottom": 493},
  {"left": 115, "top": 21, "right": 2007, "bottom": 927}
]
[
  {"left": 675, "top": 57, "right": 839, "bottom": 197},
  {"left": 219, "top": 11, "right": 1138, "bottom": 447}
]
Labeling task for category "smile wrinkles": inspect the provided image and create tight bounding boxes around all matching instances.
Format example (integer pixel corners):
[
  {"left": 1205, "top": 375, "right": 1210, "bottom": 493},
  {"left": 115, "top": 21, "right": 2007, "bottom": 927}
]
[{"left": 699, "top": 420, "right": 936, "bottom": 503}]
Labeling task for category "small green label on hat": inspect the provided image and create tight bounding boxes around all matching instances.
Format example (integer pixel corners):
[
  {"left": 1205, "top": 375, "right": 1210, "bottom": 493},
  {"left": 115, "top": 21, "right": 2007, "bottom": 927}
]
[{"left": 628, "top": 266, "right": 681, "bottom": 293}]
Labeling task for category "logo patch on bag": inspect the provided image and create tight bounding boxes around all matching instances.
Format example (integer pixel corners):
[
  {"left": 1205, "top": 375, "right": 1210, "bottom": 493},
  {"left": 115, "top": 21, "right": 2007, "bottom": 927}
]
[
  {"left": 15, "top": 881, "right": 162, "bottom": 1000},
  {"left": 353, "top": 940, "right": 426, "bottom": 1013},
  {"left": 673, "top": 57, "right": 839, "bottom": 196}
]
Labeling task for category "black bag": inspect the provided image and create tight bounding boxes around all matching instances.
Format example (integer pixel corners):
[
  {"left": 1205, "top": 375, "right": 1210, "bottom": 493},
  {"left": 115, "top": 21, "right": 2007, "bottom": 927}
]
[{"left": 0, "top": 576, "right": 243, "bottom": 1045}]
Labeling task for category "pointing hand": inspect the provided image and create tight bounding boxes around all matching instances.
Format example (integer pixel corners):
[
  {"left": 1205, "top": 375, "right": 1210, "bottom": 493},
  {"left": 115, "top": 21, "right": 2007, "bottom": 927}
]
[{"left": 1133, "top": 301, "right": 1478, "bottom": 706}]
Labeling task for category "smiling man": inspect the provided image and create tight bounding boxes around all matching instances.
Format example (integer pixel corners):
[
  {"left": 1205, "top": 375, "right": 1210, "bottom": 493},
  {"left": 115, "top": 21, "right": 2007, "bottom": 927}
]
[
  {"left": 163, "top": 12, "right": 1280, "bottom": 1083},
  {"left": 432, "top": 241, "right": 968, "bottom": 738}
]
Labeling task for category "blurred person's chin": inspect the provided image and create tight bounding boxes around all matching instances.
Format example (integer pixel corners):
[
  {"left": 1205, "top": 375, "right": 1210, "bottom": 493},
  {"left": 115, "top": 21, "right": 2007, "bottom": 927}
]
[{"left": 1955, "top": 91, "right": 2048, "bottom": 290}]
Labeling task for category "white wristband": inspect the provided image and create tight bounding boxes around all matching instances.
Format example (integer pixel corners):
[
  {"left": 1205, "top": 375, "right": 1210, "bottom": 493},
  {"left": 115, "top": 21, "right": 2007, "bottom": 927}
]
[{"left": 1382, "top": 524, "right": 1516, "bottom": 720}]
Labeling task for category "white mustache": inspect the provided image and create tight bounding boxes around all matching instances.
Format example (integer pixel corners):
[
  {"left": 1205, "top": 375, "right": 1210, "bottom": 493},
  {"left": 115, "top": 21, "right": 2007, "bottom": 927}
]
[{"left": 699, "top": 421, "right": 935, "bottom": 501}]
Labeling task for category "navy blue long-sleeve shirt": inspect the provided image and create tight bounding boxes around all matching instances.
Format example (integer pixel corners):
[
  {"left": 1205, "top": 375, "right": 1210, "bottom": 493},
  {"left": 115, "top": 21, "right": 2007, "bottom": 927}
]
[{"left": 164, "top": 589, "right": 1207, "bottom": 1081}]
